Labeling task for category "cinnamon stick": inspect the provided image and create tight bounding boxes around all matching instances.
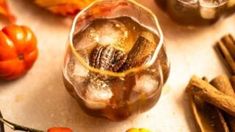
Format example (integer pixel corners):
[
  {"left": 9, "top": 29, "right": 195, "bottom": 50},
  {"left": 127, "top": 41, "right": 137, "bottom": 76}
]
[
  {"left": 190, "top": 95, "right": 229, "bottom": 132},
  {"left": 221, "top": 34, "right": 235, "bottom": 59},
  {"left": 230, "top": 76, "right": 235, "bottom": 91},
  {"left": 211, "top": 75, "right": 235, "bottom": 132},
  {"left": 189, "top": 77, "right": 229, "bottom": 132},
  {"left": 186, "top": 75, "right": 235, "bottom": 117},
  {"left": 211, "top": 75, "right": 235, "bottom": 96},
  {"left": 216, "top": 34, "right": 235, "bottom": 75}
]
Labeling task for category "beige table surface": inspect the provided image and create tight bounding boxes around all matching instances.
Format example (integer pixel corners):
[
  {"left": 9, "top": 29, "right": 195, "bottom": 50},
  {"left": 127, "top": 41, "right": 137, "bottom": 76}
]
[{"left": 1, "top": 0, "right": 235, "bottom": 132}]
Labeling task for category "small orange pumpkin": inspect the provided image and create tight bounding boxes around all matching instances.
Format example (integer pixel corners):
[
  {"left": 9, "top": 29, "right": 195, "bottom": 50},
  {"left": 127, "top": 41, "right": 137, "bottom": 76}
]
[
  {"left": 47, "top": 127, "right": 73, "bottom": 132},
  {"left": 126, "top": 128, "right": 152, "bottom": 132},
  {"left": 0, "top": 25, "right": 38, "bottom": 80}
]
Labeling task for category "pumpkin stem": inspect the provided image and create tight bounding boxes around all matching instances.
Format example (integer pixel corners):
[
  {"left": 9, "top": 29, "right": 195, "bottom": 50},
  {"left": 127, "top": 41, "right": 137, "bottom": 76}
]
[
  {"left": 18, "top": 53, "right": 24, "bottom": 60},
  {"left": 0, "top": 111, "right": 43, "bottom": 132}
]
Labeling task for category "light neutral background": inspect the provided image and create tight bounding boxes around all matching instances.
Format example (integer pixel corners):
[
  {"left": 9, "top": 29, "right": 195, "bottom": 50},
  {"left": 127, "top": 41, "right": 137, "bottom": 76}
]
[{"left": 0, "top": 0, "right": 235, "bottom": 132}]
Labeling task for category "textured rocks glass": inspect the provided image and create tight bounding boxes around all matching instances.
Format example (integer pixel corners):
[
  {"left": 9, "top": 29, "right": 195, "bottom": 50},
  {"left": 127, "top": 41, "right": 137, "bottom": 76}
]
[{"left": 63, "top": 0, "right": 170, "bottom": 121}]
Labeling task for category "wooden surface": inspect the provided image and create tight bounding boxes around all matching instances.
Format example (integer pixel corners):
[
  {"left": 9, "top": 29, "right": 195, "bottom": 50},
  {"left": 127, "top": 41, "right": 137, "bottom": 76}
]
[{"left": 0, "top": 0, "right": 235, "bottom": 131}]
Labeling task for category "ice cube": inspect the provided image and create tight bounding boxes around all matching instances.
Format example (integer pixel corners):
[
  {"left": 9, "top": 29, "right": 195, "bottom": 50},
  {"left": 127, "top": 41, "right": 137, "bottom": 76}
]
[
  {"left": 133, "top": 75, "right": 159, "bottom": 94},
  {"left": 73, "top": 19, "right": 129, "bottom": 54},
  {"left": 199, "top": 7, "right": 216, "bottom": 19},
  {"left": 199, "top": 0, "right": 226, "bottom": 19},
  {"left": 73, "top": 27, "right": 98, "bottom": 51},
  {"left": 95, "top": 20, "right": 128, "bottom": 47},
  {"left": 84, "top": 77, "right": 113, "bottom": 109},
  {"left": 66, "top": 56, "right": 89, "bottom": 86},
  {"left": 72, "top": 57, "right": 88, "bottom": 78}
]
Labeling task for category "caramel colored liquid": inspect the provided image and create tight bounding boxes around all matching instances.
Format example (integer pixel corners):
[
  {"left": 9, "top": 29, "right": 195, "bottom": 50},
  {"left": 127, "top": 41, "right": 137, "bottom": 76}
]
[{"left": 63, "top": 17, "right": 169, "bottom": 121}]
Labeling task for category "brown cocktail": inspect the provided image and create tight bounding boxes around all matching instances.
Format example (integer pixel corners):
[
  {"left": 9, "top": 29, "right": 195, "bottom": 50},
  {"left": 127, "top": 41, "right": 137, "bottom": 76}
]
[{"left": 63, "top": 0, "right": 170, "bottom": 121}]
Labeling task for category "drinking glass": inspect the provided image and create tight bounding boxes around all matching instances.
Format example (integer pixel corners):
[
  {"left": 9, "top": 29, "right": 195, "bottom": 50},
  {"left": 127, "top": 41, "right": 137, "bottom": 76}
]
[
  {"left": 63, "top": 0, "right": 170, "bottom": 121},
  {"left": 156, "top": 0, "right": 235, "bottom": 25}
]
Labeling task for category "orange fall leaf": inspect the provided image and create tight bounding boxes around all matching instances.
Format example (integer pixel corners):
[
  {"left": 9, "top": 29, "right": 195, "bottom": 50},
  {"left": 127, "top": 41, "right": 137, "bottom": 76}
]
[{"left": 35, "top": 0, "right": 95, "bottom": 16}]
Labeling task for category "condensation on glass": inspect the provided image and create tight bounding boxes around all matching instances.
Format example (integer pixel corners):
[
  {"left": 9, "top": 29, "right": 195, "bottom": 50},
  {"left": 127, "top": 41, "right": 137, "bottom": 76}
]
[{"left": 63, "top": 0, "right": 170, "bottom": 121}]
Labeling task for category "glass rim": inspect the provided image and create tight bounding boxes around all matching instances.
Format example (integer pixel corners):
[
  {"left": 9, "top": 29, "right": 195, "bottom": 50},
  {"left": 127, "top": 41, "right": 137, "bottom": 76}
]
[
  {"left": 177, "top": 0, "right": 228, "bottom": 7},
  {"left": 69, "top": 0, "right": 164, "bottom": 77}
]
